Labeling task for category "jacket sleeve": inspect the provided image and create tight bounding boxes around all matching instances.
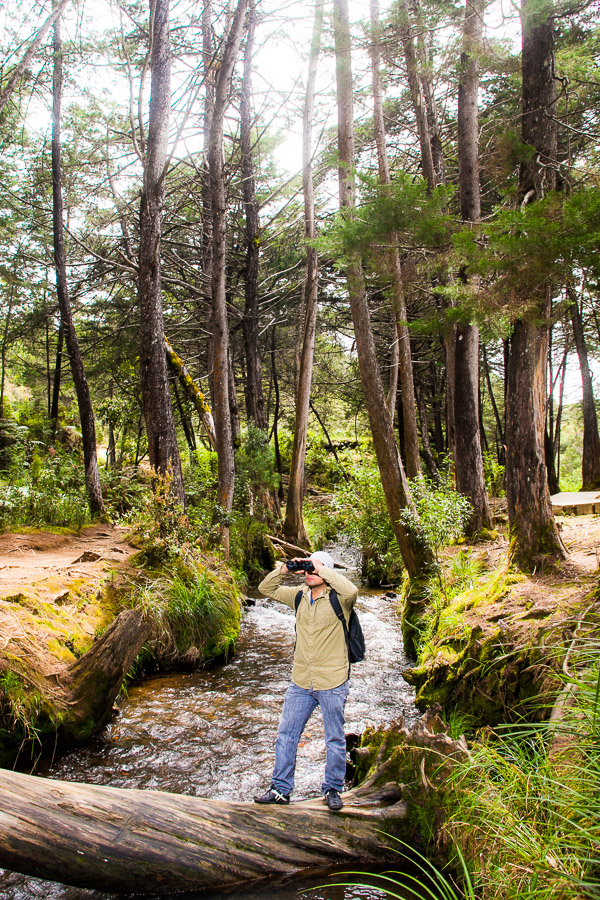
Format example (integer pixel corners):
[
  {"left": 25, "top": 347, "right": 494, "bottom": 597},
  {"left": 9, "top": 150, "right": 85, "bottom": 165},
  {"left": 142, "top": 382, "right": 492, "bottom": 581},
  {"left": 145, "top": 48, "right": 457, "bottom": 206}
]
[
  {"left": 319, "top": 566, "right": 358, "bottom": 614},
  {"left": 258, "top": 566, "right": 300, "bottom": 610}
]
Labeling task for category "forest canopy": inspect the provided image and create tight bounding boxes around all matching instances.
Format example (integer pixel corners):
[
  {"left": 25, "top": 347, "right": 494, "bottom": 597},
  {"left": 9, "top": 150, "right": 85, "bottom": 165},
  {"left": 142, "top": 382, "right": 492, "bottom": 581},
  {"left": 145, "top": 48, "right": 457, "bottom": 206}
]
[{"left": 0, "top": 0, "right": 599, "bottom": 575}]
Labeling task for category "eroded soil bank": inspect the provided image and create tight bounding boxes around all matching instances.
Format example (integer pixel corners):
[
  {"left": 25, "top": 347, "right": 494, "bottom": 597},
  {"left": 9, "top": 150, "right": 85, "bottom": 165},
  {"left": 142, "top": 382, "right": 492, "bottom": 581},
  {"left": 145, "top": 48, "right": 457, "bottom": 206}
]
[
  {"left": 0, "top": 525, "right": 241, "bottom": 765},
  {"left": 402, "top": 515, "right": 600, "bottom": 727}
]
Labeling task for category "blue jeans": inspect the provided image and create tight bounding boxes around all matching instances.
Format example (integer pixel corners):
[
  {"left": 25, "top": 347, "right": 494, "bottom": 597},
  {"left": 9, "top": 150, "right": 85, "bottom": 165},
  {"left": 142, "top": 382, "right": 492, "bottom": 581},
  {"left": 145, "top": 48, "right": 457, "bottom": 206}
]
[{"left": 271, "top": 680, "right": 350, "bottom": 796}]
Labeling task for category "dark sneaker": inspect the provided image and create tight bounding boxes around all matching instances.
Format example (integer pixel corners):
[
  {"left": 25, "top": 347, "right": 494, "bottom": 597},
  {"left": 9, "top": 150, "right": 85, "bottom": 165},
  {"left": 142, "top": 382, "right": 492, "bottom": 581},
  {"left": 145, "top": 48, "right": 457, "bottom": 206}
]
[
  {"left": 254, "top": 787, "right": 290, "bottom": 805},
  {"left": 324, "top": 789, "right": 343, "bottom": 811}
]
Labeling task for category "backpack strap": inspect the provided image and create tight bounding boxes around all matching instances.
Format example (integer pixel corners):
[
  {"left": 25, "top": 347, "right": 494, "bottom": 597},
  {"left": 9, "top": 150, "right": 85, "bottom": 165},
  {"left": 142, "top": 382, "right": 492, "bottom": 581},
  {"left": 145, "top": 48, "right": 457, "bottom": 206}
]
[
  {"left": 328, "top": 589, "right": 351, "bottom": 678},
  {"left": 294, "top": 589, "right": 303, "bottom": 613}
]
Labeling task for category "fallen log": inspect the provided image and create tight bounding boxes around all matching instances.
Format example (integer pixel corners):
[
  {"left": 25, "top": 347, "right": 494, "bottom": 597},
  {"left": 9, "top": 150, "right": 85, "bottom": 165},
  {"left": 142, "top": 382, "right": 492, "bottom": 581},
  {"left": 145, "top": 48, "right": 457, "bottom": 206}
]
[
  {"left": 0, "top": 769, "right": 407, "bottom": 894},
  {"left": 58, "top": 608, "right": 152, "bottom": 740},
  {"left": 0, "top": 709, "right": 468, "bottom": 894}
]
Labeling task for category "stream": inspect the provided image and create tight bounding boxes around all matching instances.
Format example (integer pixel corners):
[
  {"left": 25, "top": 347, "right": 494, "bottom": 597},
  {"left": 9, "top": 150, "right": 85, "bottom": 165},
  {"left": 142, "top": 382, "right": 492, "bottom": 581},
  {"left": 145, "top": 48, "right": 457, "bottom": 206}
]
[{"left": 0, "top": 570, "right": 419, "bottom": 900}]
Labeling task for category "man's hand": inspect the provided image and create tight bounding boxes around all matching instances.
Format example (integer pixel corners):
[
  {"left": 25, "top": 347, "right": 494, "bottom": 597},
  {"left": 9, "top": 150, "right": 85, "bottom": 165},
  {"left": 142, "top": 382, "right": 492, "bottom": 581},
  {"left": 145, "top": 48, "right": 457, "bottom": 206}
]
[{"left": 310, "top": 555, "right": 324, "bottom": 572}]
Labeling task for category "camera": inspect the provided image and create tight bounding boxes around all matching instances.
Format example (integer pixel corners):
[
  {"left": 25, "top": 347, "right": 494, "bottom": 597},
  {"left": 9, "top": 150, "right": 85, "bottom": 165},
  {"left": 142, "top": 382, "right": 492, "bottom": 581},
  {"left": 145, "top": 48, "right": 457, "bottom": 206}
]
[{"left": 285, "top": 559, "right": 315, "bottom": 573}]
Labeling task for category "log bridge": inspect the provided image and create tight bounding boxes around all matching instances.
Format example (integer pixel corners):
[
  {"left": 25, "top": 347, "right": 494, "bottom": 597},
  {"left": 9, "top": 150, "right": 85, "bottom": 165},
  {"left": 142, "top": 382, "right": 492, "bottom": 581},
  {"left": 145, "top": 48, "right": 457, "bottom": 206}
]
[{"left": 0, "top": 768, "right": 409, "bottom": 894}]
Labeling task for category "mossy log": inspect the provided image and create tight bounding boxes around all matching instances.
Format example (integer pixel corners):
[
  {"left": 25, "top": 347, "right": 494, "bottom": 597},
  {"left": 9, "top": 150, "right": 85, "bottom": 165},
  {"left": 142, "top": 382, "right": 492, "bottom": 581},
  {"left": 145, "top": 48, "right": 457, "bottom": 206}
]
[
  {"left": 0, "top": 770, "right": 406, "bottom": 893},
  {"left": 58, "top": 609, "right": 151, "bottom": 741},
  {"left": 164, "top": 337, "right": 217, "bottom": 450},
  {"left": 0, "top": 710, "right": 465, "bottom": 894}
]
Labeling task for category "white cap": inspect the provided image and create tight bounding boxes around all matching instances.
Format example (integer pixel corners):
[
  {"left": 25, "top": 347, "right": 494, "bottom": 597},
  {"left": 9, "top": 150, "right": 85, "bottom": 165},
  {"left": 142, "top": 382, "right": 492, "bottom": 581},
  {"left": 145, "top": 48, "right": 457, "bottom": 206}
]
[{"left": 310, "top": 550, "right": 335, "bottom": 569}]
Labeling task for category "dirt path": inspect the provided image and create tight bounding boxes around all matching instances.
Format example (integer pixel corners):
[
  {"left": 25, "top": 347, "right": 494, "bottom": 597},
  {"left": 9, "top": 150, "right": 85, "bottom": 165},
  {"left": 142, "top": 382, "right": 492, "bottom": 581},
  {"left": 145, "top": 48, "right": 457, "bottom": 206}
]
[
  {"left": 0, "top": 525, "right": 137, "bottom": 604},
  {"left": 0, "top": 525, "right": 139, "bottom": 681}
]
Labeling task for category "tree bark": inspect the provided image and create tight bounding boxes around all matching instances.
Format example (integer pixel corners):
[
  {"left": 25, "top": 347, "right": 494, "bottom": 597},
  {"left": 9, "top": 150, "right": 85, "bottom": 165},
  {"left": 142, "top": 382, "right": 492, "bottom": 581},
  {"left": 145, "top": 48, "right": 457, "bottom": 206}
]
[
  {"left": 164, "top": 337, "right": 217, "bottom": 450},
  {"left": 0, "top": 710, "right": 464, "bottom": 895},
  {"left": 59, "top": 609, "right": 151, "bottom": 740},
  {"left": 454, "top": 325, "right": 492, "bottom": 531},
  {"left": 396, "top": 0, "right": 436, "bottom": 191},
  {"left": 410, "top": 0, "right": 446, "bottom": 187},
  {"left": 208, "top": 0, "right": 248, "bottom": 555},
  {"left": 370, "top": 0, "right": 421, "bottom": 479},
  {"left": 138, "top": 0, "right": 185, "bottom": 503},
  {"left": 569, "top": 287, "right": 600, "bottom": 489},
  {"left": 283, "top": 0, "right": 324, "bottom": 549},
  {"left": 0, "top": 287, "right": 14, "bottom": 418},
  {"left": 453, "top": 0, "right": 492, "bottom": 533},
  {"left": 240, "top": 0, "right": 267, "bottom": 432},
  {"left": 333, "top": 0, "right": 434, "bottom": 581},
  {"left": 52, "top": 8, "right": 105, "bottom": 518},
  {"left": 505, "top": 0, "right": 565, "bottom": 567},
  {"left": 482, "top": 344, "right": 505, "bottom": 464}
]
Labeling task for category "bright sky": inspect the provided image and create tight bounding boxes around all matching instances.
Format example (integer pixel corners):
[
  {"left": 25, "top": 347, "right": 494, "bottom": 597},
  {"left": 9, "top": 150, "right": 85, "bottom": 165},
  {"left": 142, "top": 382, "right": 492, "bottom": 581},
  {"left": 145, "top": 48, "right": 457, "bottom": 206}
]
[{"left": 3, "top": 0, "right": 595, "bottom": 403}]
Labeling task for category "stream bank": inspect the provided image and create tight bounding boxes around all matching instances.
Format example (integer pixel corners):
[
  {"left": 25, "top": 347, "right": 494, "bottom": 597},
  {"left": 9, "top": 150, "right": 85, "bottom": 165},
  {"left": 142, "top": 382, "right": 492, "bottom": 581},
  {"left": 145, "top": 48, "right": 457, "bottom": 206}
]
[
  {"left": 0, "top": 576, "right": 421, "bottom": 899},
  {"left": 400, "top": 515, "right": 600, "bottom": 728},
  {"left": 0, "top": 525, "right": 241, "bottom": 766}
]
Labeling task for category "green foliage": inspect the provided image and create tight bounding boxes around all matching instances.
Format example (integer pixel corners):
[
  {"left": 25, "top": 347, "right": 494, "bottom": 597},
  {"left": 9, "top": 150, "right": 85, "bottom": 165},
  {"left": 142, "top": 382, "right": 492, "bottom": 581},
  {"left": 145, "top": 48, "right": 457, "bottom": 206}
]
[
  {"left": 417, "top": 549, "right": 484, "bottom": 664},
  {"left": 483, "top": 451, "right": 505, "bottom": 498},
  {"left": 133, "top": 466, "right": 196, "bottom": 564},
  {"left": 332, "top": 452, "right": 405, "bottom": 586},
  {"left": 399, "top": 474, "right": 473, "bottom": 565},
  {"left": 320, "top": 171, "right": 454, "bottom": 265},
  {"left": 448, "top": 637, "right": 600, "bottom": 900},
  {"left": 0, "top": 670, "right": 59, "bottom": 761},
  {"left": 133, "top": 562, "right": 241, "bottom": 667},
  {"left": 234, "top": 424, "right": 280, "bottom": 515},
  {"left": 320, "top": 838, "right": 475, "bottom": 900},
  {"left": 0, "top": 435, "right": 90, "bottom": 531},
  {"left": 100, "top": 466, "right": 149, "bottom": 519}
]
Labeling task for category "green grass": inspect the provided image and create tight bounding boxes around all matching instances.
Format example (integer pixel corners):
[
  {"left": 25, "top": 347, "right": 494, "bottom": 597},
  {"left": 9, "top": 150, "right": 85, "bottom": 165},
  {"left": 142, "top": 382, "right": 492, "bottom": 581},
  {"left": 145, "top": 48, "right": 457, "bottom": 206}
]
[
  {"left": 446, "top": 634, "right": 600, "bottom": 899},
  {"left": 133, "top": 563, "right": 241, "bottom": 667}
]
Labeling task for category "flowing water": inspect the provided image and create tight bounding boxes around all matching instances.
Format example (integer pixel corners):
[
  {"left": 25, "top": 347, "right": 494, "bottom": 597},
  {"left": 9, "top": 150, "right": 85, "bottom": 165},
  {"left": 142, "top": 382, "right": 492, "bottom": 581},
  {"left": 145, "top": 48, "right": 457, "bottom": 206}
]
[{"left": 0, "top": 570, "right": 419, "bottom": 900}]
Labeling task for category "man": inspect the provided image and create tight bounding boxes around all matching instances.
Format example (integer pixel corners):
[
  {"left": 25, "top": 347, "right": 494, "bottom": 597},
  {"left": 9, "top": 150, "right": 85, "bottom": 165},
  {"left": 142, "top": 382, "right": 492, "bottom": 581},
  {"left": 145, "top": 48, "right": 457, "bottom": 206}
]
[{"left": 254, "top": 550, "right": 358, "bottom": 811}]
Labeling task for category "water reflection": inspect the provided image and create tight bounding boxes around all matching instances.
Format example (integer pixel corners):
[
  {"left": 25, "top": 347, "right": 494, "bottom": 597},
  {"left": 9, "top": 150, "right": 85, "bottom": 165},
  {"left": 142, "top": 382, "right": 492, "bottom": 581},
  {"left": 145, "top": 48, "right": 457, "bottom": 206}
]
[{"left": 0, "top": 582, "right": 418, "bottom": 900}]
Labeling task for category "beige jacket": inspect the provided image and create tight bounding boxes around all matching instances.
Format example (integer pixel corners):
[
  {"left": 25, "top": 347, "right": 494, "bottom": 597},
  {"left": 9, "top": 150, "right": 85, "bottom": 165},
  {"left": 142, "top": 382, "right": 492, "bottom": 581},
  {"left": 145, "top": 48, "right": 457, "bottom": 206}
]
[{"left": 258, "top": 565, "right": 358, "bottom": 690}]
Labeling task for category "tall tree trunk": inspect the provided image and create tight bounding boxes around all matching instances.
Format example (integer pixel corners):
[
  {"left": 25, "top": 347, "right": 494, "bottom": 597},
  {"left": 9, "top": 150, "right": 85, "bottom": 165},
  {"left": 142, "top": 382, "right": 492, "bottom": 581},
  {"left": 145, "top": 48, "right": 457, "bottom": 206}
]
[
  {"left": 505, "top": 0, "right": 565, "bottom": 567},
  {"left": 283, "top": 0, "right": 324, "bottom": 548},
  {"left": 396, "top": 0, "right": 436, "bottom": 192},
  {"left": 240, "top": 0, "right": 267, "bottom": 432},
  {"left": 52, "top": 8, "right": 105, "bottom": 518},
  {"left": 410, "top": 0, "right": 446, "bottom": 187},
  {"left": 333, "top": 0, "right": 434, "bottom": 581},
  {"left": 240, "top": 7, "right": 280, "bottom": 520},
  {"left": 482, "top": 344, "right": 505, "bottom": 464},
  {"left": 0, "top": 0, "right": 71, "bottom": 116},
  {"left": 0, "top": 287, "right": 14, "bottom": 418},
  {"left": 138, "top": 0, "right": 184, "bottom": 502},
  {"left": 569, "top": 287, "right": 600, "bottom": 489},
  {"left": 270, "top": 323, "right": 284, "bottom": 500},
  {"left": 397, "top": 0, "right": 455, "bottom": 464},
  {"left": 453, "top": 0, "right": 492, "bottom": 533},
  {"left": 50, "top": 321, "right": 63, "bottom": 429},
  {"left": 208, "top": 0, "right": 248, "bottom": 555},
  {"left": 201, "top": 0, "right": 215, "bottom": 361},
  {"left": 370, "top": 0, "right": 421, "bottom": 480}
]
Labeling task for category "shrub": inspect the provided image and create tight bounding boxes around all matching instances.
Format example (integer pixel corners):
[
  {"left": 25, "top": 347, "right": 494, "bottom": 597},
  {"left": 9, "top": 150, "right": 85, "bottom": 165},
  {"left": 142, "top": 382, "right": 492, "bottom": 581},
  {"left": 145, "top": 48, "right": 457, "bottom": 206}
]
[
  {"left": 133, "top": 562, "right": 241, "bottom": 668},
  {"left": 398, "top": 474, "right": 473, "bottom": 566},
  {"left": 0, "top": 436, "right": 90, "bottom": 531},
  {"left": 332, "top": 454, "right": 404, "bottom": 585}
]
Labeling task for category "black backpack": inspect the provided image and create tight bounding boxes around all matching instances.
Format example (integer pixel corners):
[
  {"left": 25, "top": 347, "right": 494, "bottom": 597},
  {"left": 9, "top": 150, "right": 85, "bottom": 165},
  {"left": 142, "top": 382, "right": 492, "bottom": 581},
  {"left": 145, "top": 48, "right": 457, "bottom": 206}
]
[{"left": 294, "top": 588, "right": 365, "bottom": 665}]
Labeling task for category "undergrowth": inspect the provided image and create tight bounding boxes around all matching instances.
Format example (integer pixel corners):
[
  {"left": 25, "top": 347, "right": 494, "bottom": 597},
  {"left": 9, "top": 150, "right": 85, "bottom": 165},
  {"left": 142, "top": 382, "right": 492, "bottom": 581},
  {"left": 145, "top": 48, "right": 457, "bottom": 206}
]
[
  {"left": 131, "top": 561, "right": 241, "bottom": 671},
  {"left": 446, "top": 629, "right": 600, "bottom": 899}
]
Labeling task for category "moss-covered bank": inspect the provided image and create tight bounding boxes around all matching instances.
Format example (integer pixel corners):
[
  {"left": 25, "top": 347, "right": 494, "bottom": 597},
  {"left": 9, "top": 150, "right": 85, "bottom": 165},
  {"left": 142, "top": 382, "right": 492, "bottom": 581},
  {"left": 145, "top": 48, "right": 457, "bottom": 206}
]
[
  {"left": 400, "top": 520, "right": 600, "bottom": 729},
  {"left": 0, "top": 526, "right": 242, "bottom": 767}
]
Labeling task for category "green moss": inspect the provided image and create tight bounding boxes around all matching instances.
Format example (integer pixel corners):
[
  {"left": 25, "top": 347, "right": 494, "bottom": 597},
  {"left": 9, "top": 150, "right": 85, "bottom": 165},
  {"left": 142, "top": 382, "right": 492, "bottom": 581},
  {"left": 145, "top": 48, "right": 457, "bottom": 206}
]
[{"left": 46, "top": 638, "right": 76, "bottom": 664}]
